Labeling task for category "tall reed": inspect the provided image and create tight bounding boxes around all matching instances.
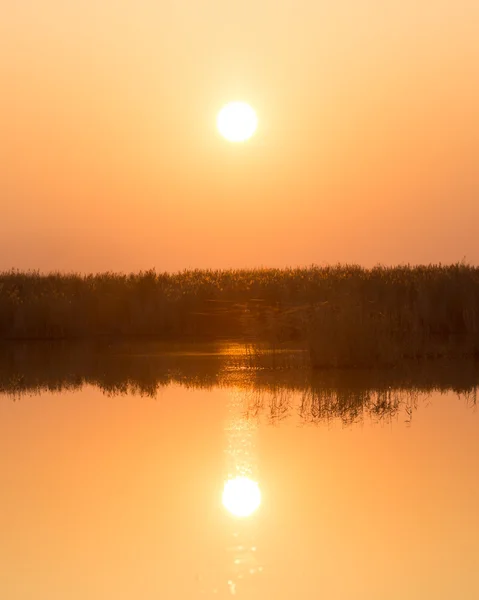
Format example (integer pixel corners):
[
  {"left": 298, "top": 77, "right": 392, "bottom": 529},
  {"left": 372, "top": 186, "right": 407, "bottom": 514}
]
[{"left": 0, "top": 264, "right": 478, "bottom": 366}]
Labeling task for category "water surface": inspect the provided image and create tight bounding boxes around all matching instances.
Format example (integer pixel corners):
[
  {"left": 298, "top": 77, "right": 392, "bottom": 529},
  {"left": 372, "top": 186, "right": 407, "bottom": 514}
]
[{"left": 1, "top": 344, "right": 478, "bottom": 599}]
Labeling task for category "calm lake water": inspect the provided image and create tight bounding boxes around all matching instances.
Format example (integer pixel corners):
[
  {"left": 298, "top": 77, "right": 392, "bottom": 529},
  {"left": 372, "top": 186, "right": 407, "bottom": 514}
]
[{"left": 1, "top": 343, "right": 479, "bottom": 599}]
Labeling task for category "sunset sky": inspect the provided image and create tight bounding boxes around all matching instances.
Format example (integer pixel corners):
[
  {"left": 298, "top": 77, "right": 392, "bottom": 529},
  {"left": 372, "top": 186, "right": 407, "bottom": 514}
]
[{"left": 2, "top": 0, "right": 478, "bottom": 272}]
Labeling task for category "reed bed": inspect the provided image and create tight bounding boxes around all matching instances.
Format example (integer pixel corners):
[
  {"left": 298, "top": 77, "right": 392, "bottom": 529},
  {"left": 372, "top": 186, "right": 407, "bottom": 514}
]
[{"left": 0, "top": 264, "right": 478, "bottom": 366}]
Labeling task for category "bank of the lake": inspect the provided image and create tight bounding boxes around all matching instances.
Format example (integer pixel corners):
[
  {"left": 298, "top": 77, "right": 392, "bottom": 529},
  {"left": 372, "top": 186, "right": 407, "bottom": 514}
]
[{"left": 1, "top": 264, "right": 478, "bottom": 366}]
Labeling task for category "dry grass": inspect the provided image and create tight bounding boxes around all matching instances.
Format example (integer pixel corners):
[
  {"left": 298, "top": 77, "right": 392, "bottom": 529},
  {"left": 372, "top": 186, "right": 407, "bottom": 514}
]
[
  {"left": 304, "top": 264, "right": 479, "bottom": 366},
  {"left": 0, "top": 264, "right": 478, "bottom": 366}
]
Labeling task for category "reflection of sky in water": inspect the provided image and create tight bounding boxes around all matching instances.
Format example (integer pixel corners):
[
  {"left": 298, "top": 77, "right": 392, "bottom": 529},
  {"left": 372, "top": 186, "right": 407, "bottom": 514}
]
[{"left": 1, "top": 348, "right": 479, "bottom": 599}]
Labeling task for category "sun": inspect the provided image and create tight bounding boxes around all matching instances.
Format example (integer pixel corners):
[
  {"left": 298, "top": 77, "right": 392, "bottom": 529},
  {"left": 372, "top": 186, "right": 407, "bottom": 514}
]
[
  {"left": 217, "top": 101, "right": 258, "bottom": 142},
  {"left": 222, "top": 476, "right": 262, "bottom": 517}
]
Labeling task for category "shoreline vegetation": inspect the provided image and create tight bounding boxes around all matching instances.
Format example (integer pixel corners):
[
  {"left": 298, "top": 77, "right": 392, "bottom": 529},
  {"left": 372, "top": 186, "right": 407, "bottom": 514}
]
[{"left": 1, "top": 264, "right": 478, "bottom": 367}]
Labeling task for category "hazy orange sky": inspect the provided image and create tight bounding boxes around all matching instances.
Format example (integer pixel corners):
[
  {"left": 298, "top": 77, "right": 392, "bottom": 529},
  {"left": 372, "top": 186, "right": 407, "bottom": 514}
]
[{"left": 2, "top": 1, "right": 478, "bottom": 272}]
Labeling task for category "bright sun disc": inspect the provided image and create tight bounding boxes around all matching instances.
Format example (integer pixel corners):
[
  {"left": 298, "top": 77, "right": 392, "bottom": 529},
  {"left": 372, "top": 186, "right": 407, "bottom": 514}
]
[
  {"left": 217, "top": 102, "right": 258, "bottom": 142},
  {"left": 222, "top": 476, "right": 261, "bottom": 517}
]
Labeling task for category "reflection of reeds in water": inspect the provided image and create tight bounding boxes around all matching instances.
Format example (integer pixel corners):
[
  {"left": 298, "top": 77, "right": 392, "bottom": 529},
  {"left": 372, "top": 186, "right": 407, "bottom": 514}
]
[
  {"left": 244, "top": 385, "right": 422, "bottom": 426},
  {"left": 0, "top": 342, "right": 477, "bottom": 424}
]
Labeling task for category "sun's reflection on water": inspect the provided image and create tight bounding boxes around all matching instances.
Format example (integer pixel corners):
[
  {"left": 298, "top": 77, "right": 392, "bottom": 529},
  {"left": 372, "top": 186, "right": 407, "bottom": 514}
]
[
  {"left": 222, "top": 387, "right": 263, "bottom": 594},
  {"left": 222, "top": 476, "right": 261, "bottom": 518}
]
